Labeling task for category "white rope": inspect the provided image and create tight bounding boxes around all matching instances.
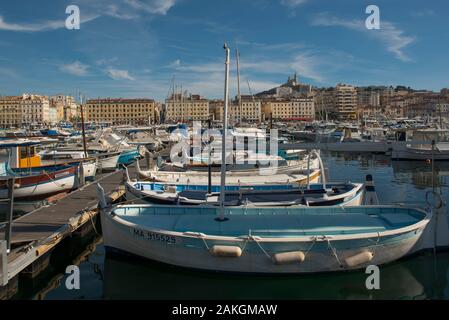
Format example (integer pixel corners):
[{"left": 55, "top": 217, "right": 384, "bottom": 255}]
[
  {"left": 201, "top": 236, "right": 210, "bottom": 250},
  {"left": 304, "top": 236, "right": 317, "bottom": 259},
  {"left": 327, "top": 238, "right": 343, "bottom": 267},
  {"left": 250, "top": 235, "right": 272, "bottom": 260},
  {"left": 371, "top": 232, "right": 381, "bottom": 257}
]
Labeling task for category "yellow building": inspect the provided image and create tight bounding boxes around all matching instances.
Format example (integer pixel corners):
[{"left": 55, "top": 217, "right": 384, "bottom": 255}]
[
  {"left": 84, "top": 98, "right": 157, "bottom": 125},
  {"left": 0, "top": 96, "right": 22, "bottom": 128},
  {"left": 0, "top": 94, "right": 50, "bottom": 127},
  {"left": 165, "top": 94, "right": 209, "bottom": 122},
  {"left": 335, "top": 84, "right": 357, "bottom": 120},
  {"left": 50, "top": 95, "right": 78, "bottom": 122},
  {"left": 211, "top": 97, "right": 261, "bottom": 123},
  {"left": 261, "top": 98, "right": 315, "bottom": 121}
]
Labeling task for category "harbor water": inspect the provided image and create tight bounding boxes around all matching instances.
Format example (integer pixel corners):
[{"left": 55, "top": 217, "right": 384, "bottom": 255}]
[{"left": 13, "top": 152, "right": 449, "bottom": 299}]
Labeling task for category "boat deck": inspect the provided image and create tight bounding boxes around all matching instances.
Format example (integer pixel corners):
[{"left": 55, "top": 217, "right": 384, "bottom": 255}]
[{"left": 113, "top": 206, "right": 425, "bottom": 237}]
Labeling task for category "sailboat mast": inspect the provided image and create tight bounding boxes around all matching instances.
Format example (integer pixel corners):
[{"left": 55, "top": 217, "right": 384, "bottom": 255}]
[
  {"left": 218, "top": 43, "right": 231, "bottom": 221},
  {"left": 79, "top": 94, "right": 88, "bottom": 158},
  {"left": 236, "top": 48, "right": 242, "bottom": 124}
]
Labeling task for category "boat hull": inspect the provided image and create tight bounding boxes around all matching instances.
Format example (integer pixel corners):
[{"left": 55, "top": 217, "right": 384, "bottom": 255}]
[
  {"left": 392, "top": 147, "right": 449, "bottom": 161},
  {"left": 97, "top": 153, "right": 120, "bottom": 171},
  {"left": 125, "top": 181, "right": 364, "bottom": 207},
  {"left": 0, "top": 166, "right": 76, "bottom": 200},
  {"left": 101, "top": 209, "right": 426, "bottom": 274},
  {"left": 100, "top": 205, "right": 429, "bottom": 274}
]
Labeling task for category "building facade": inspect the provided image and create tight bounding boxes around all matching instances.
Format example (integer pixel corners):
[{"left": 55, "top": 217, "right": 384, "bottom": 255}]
[
  {"left": 84, "top": 98, "right": 157, "bottom": 125},
  {"left": 50, "top": 95, "right": 78, "bottom": 122},
  {"left": 261, "top": 97, "right": 315, "bottom": 121},
  {"left": 0, "top": 94, "right": 51, "bottom": 127},
  {"left": 165, "top": 94, "right": 209, "bottom": 122},
  {"left": 0, "top": 96, "right": 22, "bottom": 128},
  {"left": 335, "top": 84, "right": 357, "bottom": 120}
]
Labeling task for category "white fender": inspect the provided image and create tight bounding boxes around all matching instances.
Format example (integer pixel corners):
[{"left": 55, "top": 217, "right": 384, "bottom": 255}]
[
  {"left": 210, "top": 245, "right": 242, "bottom": 257},
  {"left": 273, "top": 251, "right": 305, "bottom": 264},
  {"left": 345, "top": 251, "right": 374, "bottom": 267}
]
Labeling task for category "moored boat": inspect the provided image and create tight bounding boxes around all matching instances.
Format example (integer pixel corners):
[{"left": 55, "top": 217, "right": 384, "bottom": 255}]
[
  {"left": 0, "top": 164, "right": 77, "bottom": 200},
  {"left": 125, "top": 180, "right": 364, "bottom": 207},
  {"left": 98, "top": 191, "right": 430, "bottom": 274}
]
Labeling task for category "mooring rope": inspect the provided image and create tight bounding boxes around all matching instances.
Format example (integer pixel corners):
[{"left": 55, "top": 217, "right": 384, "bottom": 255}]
[
  {"left": 250, "top": 235, "right": 272, "bottom": 260},
  {"left": 327, "top": 238, "right": 343, "bottom": 267}
]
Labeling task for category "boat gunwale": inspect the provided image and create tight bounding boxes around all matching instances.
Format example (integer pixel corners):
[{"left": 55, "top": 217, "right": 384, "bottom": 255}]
[
  {"left": 103, "top": 204, "right": 431, "bottom": 243},
  {"left": 126, "top": 180, "right": 364, "bottom": 203}
]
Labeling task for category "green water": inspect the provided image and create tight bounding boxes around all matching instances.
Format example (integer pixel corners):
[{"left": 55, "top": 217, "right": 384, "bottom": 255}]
[{"left": 16, "top": 152, "right": 449, "bottom": 299}]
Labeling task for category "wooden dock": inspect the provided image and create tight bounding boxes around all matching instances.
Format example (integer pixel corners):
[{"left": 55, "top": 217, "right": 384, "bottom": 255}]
[{"left": 0, "top": 165, "right": 132, "bottom": 299}]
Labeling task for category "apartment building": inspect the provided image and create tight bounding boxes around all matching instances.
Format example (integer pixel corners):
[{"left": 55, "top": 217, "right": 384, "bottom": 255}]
[
  {"left": 335, "top": 84, "right": 357, "bottom": 120},
  {"left": 50, "top": 95, "right": 78, "bottom": 122},
  {"left": 84, "top": 98, "right": 158, "bottom": 125},
  {"left": 212, "top": 96, "right": 262, "bottom": 123},
  {"left": 165, "top": 94, "right": 209, "bottom": 122},
  {"left": 261, "top": 97, "right": 315, "bottom": 121},
  {"left": 357, "top": 87, "right": 380, "bottom": 107},
  {"left": 0, "top": 96, "right": 22, "bottom": 128}
]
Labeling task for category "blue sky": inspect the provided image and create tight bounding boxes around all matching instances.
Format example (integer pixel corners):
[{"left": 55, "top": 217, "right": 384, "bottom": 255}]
[{"left": 0, "top": 0, "right": 448, "bottom": 100}]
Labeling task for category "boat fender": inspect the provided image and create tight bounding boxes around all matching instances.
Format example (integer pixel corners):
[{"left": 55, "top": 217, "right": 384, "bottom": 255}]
[
  {"left": 14, "top": 183, "right": 21, "bottom": 189},
  {"left": 210, "top": 245, "right": 242, "bottom": 257},
  {"left": 273, "top": 251, "right": 305, "bottom": 264},
  {"left": 344, "top": 251, "right": 374, "bottom": 267}
]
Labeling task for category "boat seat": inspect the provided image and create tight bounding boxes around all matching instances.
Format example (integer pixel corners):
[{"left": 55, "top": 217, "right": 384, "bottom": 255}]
[
  {"left": 178, "top": 190, "right": 208, "bottom": 200},
  {"left": 378, "top": 213, "right": 420, "bottom": 228}
]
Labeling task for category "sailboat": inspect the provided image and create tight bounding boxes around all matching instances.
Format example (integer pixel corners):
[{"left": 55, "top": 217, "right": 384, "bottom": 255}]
[{"left": 98, "top": 45, "right": 430, "bottom": 274}]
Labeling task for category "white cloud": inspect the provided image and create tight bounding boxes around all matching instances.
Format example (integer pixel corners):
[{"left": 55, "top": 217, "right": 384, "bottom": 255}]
[
  {"left": 107, "top": 68, "right": 135, "bottom": 80},
  {"left": 105, "top": 4, "right": 138, "bottom": 20},
  {"left": 124, "top": 0, "right": 177, "bottom": 15},
  {"left": 280, "top": 0, "right": 307, "bottom": 8},
  {"left": 0, "top": 14, "right": 98, "bottom": 32},
  {"left": 60, "top": 61, "right": 90, "bottom": 76},
  {"left": 311, "top": 13, "right": 415, "bottom": 62},
  {"left": 411, "top": 9, "right": 435, "bottom": 17},
  {"left": 169, "top": 59, "right": 181, "bottom": 68}
]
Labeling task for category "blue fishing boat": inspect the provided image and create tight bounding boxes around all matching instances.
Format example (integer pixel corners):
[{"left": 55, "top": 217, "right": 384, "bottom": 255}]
[
  {"left": 98, "top": 187, "right": 430, "bottom": 274},
  {"left": 125, "top": 180, "right": 364, "bottom": 207},
  {"left": 118, "top": 148, "right": 142, "bottom": 166}
]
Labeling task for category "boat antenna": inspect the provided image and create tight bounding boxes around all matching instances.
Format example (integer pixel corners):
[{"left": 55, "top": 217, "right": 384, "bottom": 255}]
[{"left": 217, "top": 43, "right": 231, "bottom": 222}]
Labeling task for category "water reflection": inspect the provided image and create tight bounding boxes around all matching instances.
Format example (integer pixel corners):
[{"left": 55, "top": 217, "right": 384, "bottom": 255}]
[{"left": 102, "top": 252, "right": 449, "bottom": 300}]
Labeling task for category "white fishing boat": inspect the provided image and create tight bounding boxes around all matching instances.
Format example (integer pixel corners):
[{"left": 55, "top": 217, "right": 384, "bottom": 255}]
[
  {"left": 94, "top": 151, "right": 121, "bottom": 171},
  {"left": 124, "top": 179, "right": 364, "bottom": 207},
  {"left": 166, "top": 149, "right": 320, "bottom": 175},
  {"left": 135, "top": 159, "right": 321, "bottom": 185},
  {"left": 38, "top": 150, "right": 97, "bottom": 180},
  {"left": 391, "top": 130, "right": 449, "bottom": 160},
  {"left": 98, "top": 194, "right": 430, "bottom": 274}
]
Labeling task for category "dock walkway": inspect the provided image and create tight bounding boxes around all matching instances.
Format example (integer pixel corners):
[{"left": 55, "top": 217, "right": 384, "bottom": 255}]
[{"left": 1, "top": 165, "right": 131, "bottom": 295}]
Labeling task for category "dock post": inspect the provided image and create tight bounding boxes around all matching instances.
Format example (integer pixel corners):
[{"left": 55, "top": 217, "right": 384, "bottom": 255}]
[
  {"left": 79, "top": 163, "right": 85, "bottom": 187},
  {"left": 6, "top": 177, "right": 15, "bottom": 252},
  {"left": 0, "top": 240, "right": 7, "bottom": 286}
]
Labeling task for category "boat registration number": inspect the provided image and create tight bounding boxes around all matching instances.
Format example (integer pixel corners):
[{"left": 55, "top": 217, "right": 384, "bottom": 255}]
[{"left": 133, "top": 228, "right": 176, "bottom": 244}]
